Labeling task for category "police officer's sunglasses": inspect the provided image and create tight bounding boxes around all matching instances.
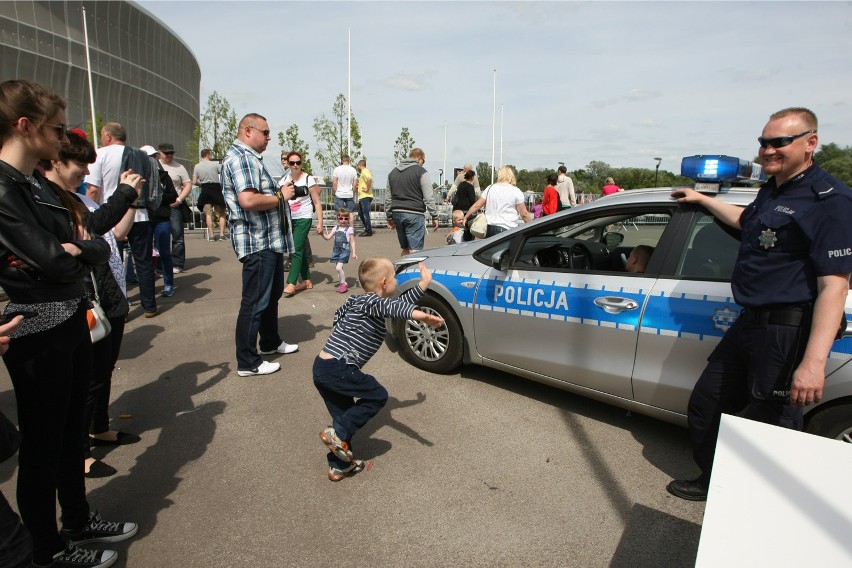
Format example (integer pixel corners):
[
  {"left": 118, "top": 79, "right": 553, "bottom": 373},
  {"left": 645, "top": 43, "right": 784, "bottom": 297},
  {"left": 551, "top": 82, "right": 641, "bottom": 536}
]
[{"left": 757, "top": 129, "right": 816, "bottom": 149}]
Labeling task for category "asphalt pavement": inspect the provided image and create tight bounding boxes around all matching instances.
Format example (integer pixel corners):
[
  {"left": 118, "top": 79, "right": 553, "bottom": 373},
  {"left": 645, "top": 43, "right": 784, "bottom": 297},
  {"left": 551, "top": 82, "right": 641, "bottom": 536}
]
[{"left": 0, "top": 226, "right": 707, "bottom": 567}]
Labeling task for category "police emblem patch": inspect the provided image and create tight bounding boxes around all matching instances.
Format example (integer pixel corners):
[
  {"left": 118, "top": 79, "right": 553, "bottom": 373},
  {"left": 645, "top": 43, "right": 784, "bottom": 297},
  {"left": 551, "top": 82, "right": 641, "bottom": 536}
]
[
  {"left": 712, "top": 306, "right": 740, "bottom": 332},
  {"left": 759, "top": 228, "right": 777, "bottom": 249}
]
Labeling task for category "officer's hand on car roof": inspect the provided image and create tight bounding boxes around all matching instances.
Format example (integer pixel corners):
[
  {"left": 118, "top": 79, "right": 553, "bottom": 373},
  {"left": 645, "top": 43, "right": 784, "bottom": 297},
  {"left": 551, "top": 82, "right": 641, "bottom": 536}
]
[{"left": 671, "top": 187, "right": 706, "bottom": 203}]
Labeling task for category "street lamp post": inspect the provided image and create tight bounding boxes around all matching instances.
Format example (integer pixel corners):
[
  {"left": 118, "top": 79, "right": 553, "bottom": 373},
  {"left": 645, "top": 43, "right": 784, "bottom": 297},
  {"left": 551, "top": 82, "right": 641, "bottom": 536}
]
[{"left": 654, "top": 157, "right": 662, "bottom": 187}]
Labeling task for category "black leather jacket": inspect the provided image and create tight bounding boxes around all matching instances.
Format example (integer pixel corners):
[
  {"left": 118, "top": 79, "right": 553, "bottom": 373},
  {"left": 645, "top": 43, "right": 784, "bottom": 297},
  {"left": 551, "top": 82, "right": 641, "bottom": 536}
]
[{"left": 0, "top": 160, "right": 110, "bottom": 303}]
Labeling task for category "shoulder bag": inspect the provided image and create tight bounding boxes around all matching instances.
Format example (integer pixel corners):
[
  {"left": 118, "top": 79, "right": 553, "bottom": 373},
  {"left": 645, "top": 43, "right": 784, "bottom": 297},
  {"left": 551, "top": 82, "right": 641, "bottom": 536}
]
[
  {"left": 87, "top": 273, "right": 112, "bottom": 343},
  {"left": 470, "top": 212, "right": 488, "bottom": 239}
]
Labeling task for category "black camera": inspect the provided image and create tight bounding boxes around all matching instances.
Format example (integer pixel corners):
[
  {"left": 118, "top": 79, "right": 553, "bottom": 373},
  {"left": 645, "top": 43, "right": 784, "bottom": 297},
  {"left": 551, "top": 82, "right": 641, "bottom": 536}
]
[{"left": 289, "top": 184, "right": 309, "bottom": 200}]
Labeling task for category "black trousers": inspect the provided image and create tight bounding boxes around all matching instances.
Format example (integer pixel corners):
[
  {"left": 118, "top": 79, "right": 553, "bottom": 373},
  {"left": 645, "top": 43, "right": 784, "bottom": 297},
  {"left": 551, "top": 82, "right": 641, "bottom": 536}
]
[
  {"left": 83, "top": 315, "right": 126, "bottom": 459},
  {"left": 687, "top": 306, "right": 809, "bottom": 484},
  {"left": 2, "top": 302, "right": 92, "bottom": 563}
]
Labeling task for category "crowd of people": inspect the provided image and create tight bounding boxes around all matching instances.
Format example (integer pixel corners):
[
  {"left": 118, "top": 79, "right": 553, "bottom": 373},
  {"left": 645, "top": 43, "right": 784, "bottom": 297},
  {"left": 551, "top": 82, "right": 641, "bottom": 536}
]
[{"left": 3, "top": 76, "right": 850, "bottom": 564}]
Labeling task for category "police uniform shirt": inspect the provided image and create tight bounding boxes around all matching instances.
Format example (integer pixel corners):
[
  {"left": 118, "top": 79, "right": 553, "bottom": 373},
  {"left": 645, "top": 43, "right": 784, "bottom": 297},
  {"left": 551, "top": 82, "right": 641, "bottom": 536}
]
[{"left": 732, "top": 162, "right": 852, "bottom": 308}]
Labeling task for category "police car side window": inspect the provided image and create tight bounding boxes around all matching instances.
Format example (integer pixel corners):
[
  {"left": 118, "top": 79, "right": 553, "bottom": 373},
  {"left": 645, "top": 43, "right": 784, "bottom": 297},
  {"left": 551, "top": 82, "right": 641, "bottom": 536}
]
[{"left": 677, "top": 212, "right": 740, "bottom": 280}]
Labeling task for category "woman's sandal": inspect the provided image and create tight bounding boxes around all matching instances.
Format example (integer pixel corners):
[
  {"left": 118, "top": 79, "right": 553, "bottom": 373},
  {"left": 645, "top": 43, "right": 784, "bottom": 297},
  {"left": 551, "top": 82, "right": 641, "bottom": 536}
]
[
  {"left": 294, "top": 280, "right": 313, "bottom": 292},
  {"left": 283, "top": 283, "right": 297, "bottom": 297}
]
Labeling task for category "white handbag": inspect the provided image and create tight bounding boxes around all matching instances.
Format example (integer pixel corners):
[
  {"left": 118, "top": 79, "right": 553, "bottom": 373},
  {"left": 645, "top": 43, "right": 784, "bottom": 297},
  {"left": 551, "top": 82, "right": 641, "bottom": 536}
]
[
  {"left": 469, "top": 212, "right": 488, "bottom": 239},
  {"left": 86, "top": 273, "right": 112, "bottom": 343}
]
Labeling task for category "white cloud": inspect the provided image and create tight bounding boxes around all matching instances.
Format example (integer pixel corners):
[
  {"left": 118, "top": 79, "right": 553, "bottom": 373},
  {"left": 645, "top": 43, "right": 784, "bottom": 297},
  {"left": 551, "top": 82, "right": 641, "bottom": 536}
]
[{"left": 384, "top": 71, "right": 436, "bottom": 92}]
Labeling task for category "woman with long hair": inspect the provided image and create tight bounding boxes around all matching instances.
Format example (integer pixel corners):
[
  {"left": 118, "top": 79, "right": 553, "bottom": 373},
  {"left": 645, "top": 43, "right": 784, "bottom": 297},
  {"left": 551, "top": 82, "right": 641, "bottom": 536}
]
[
  {"left": 463, "top": 166, "right": 531, "bottom": 238},
  {"left": 0, "top": 79, "right": 137, "bottom": 568},
  {"left": 281, "top": 151, "right": 323, "bottom": 297}
]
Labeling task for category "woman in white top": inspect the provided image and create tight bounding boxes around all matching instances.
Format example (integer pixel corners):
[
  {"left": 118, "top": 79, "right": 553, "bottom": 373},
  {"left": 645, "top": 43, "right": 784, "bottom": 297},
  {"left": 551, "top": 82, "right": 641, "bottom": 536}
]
[
  {"left": 463, "top": 165, "right": 531, "bottom": 237},
  {"left": 282, "top": 151, "right": 323, "bottom": 297}
]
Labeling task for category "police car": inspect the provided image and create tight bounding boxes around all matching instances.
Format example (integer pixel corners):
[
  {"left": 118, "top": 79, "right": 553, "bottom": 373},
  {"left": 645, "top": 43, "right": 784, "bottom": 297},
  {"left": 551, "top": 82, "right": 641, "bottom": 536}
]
[{"left": 391, "top": 156, "right": 852, "bottom": 442}]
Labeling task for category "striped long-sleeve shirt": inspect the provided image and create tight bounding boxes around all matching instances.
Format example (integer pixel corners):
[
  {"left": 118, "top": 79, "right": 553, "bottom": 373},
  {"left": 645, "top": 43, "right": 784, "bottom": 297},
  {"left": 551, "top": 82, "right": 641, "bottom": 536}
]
[{"left": 323, "top": 285, "right": 424, "bottom": 368}]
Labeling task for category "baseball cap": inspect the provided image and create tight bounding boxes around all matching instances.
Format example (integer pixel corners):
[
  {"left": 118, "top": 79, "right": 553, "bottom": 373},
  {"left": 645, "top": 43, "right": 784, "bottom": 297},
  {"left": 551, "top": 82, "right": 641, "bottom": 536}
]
[
  {"left": 140, "top": 145, "right": 158, "bottom": 156},
  {"left": 158, "top": 143, "right": 175, "bottom": 153}
]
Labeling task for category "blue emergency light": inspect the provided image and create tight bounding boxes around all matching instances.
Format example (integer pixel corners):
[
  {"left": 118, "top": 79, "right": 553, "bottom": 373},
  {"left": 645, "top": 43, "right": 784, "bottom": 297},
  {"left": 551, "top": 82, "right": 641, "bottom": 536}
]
[{"left": 680, "top": 155, "right": 765, "bottom": 192}]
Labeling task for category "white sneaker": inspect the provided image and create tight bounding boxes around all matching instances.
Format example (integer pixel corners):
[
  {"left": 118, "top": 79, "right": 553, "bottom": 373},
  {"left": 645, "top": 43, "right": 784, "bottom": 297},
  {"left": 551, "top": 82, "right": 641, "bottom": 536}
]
[
  {"left": 258, "top": 341, "right": 299, "bottom": 355},
  {"left": 237, "top": 361, "right": 280, "bottom": 377}
]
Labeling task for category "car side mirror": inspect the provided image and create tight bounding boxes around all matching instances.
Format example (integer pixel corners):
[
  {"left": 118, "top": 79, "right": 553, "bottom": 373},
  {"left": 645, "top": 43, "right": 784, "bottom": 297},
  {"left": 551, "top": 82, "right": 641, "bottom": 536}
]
[
  {"left": 603, "top": 232, "right": 624, "bottom": 248},
  {"left": 491, "top": 249, "right": 510, "bottom": 271}
]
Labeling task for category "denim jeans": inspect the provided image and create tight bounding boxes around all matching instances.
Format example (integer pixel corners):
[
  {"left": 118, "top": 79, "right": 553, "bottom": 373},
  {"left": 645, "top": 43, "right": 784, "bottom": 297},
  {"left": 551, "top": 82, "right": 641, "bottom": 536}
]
[
  {"left": 357, "top": 197, "right": 373, "bottom": 234},
  {"left": 286, "top": 218, "right": 312, "bottom": 285},
  {"left": 312, "top": 356, "right": 388, "bottom": 468},
  {"left": 235, "top": 249, "right": 285, "bottom": 370},
  {"left": 127, "top": 221, "right": 156, "bottom": 313},
  {"left": 335, "top": 197, "right": 356, "bottom": 213},
  {"left": 486, "top": 224, "right": 509, "bottom": 238},
  {"left": 391, "top": 211, "right": 426, "bottom": 251},
  {"left": 2, "top": 303, "right": 91, "bottom": 563},
  {"left": 170, "top": 206, "right": 185, "bottom": 270},
  {"left": 152, "top": 219, "right": 174, "bottom": 286}
]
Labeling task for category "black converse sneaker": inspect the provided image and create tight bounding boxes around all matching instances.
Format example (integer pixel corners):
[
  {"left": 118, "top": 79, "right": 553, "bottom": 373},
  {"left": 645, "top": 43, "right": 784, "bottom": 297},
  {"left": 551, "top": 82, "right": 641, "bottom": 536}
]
[
  {"left": 36, "top": 545, "right": 117, "bottom": 568},
  {"left": 62, "top": 511, "right": 138, "bottom": 545}
]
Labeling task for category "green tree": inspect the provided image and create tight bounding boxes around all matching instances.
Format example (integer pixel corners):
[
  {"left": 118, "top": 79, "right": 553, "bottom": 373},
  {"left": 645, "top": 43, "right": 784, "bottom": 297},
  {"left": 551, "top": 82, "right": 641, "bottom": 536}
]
[
  {"left": 393, "top": 127, "right": 415, "bottom": 164},
  {"left": 191, "top": 91, "right": 238, "bottom": 160},
  {"left": 475, "top": 161, "right": 492, "bottom": 187},
  {"left": 84, "top": 112, "right": 105, "bottom": 142},
  {"left": 816, "top": 143, "right": 852, "bottom": 185},
  {"left": 313, "top": 93, "right": 362, "bottom": 175},
  {"left": 277, "top": 124, "right": 313, "bottom": 174}
]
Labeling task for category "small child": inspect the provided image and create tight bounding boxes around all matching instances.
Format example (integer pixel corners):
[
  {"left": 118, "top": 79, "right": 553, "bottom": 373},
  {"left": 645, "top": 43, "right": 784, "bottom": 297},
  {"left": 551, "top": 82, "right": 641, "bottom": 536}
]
[
  {"left": 313, "top": 259, "right": 444, "bottom": 481},
  {"left": 446, "top": 209, "right": 465, "bottom": 244},
  {"left": 322, "top": 207, "right": 357, "bottom": 293},
  {"left": 532, "top": 196, "right": 544, "bottom": 219}
]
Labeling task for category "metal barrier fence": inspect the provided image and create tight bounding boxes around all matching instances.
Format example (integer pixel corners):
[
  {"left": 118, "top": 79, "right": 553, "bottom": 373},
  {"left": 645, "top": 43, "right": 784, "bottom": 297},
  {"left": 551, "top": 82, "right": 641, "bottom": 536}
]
[{"left": 184, "top": 185, "right": 457, "bottom": 232}]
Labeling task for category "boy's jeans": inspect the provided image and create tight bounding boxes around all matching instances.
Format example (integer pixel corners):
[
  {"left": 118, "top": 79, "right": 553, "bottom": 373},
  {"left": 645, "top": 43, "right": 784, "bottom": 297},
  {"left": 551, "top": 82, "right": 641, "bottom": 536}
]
[{"left": 313, "top": 356, "right": 388, "bottom": 468}]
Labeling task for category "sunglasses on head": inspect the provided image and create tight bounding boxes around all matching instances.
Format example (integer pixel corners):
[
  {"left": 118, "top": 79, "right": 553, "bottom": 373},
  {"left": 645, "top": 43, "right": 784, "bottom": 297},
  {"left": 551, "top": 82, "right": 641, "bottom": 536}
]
[
  {"left": 288, "top": 160, "right": 301, "bottom": 166},
  {"left": 758, "top": 129, "right": 815, "bottom": 149}
]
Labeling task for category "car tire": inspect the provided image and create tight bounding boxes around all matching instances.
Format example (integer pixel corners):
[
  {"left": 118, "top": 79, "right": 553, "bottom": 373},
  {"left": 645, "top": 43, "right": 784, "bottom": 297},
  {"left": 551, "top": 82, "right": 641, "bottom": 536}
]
[
  {"left": 393, "top": 294, "right": 463, "bottom": 374},
  {"left": 805, "top": 402, "right": 852, "bottom": 443}
]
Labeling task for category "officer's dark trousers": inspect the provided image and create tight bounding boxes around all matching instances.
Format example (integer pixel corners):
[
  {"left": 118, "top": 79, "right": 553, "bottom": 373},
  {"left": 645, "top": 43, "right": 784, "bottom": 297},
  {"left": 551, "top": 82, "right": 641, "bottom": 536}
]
[{"left": 687, "top": 307, "right": 808, "bottom": 485}]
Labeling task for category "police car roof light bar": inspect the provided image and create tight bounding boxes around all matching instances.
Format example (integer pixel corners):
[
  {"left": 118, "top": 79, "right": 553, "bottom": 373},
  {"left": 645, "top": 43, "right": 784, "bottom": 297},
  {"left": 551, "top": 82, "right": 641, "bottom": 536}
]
[{"left": 681, "top": 155, "right": 765, "bottom": 193}]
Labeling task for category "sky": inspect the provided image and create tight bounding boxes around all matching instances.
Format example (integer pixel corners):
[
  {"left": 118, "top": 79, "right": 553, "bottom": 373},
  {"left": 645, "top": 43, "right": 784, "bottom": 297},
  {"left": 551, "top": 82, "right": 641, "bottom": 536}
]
[{"left": 138, "top": 0, "right": 852, "bottom": 185}]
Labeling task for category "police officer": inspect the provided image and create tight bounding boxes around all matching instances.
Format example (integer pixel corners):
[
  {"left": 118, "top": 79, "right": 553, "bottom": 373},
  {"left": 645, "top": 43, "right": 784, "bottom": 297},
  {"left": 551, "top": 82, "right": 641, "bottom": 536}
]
[{"left": 667, "top": 107, "right": 852, "bottom": 501}]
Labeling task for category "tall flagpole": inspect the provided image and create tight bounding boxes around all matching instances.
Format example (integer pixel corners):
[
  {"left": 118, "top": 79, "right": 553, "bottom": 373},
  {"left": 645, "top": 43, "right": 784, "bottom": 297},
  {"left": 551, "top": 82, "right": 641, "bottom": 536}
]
[
  {"left": 347, "top": 28, "right": 351, "bottom": 157},
  {"left": 82, "top": 5, "right": 98, "bottom": 149},
  {"left": 491, "top": 69, "right": 496, "bottom": 184},
  {"left": 443, "top": 121, "right": 447, "bottom": 188},
  {"left": 499, "top": 104, "right": 504, "bottom": 168}
]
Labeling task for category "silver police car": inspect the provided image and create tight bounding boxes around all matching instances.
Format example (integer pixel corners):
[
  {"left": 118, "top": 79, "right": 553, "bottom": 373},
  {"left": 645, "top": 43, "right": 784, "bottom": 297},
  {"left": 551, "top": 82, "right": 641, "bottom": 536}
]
[{"left": 390, "top": 158, "right": 852, "bottom": 443}]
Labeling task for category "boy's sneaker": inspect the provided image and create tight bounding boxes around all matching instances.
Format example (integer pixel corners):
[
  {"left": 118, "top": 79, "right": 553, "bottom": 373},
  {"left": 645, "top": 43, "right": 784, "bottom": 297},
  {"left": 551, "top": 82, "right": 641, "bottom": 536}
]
[
  {"left": 320, "top": 427, "right": 352, "bottom": 462},
  {"left": 36, "top": 545, "right": 117, "bottom": 568},
  {"left": 328, "top": 459, "right": 365, "bottom": 482},
  {"left": 62, "top": 511, "right": 138, "bottom": 545},
  {"left": 161, "top": 285, "right": 174, "bottom": 297},
  {"left": 258, "top": 341, "right": 299, "bottom": 355}
]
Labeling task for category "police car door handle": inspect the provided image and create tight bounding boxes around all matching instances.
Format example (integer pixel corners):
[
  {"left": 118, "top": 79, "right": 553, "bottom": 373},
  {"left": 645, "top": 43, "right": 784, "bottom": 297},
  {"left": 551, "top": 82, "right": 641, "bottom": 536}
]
[{"left": 594, "top": 296, "right": 639, "bottom": 314}]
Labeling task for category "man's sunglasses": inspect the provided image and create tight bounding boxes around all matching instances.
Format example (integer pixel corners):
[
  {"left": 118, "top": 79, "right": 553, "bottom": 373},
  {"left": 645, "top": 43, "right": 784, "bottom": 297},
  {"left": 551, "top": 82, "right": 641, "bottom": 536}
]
[
  {"left": 248, "top": 125, "right": 270, "bottom": 137},
  {"left": 758, "top": 129, "right": 815, "bottom": 149},
  {"left": 288, "top": 160, "right": 301, "bottom": 166}
]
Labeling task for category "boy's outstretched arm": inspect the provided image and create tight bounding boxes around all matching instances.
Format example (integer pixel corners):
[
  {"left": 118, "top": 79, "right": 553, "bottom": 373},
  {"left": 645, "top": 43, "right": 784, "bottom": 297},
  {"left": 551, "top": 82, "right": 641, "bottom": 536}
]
[
  {"left": 411, "top": 309, "right": 444, "bottom": 328},
  {"left": 417, "top": 261, "right": 433, "bottom": 292}
]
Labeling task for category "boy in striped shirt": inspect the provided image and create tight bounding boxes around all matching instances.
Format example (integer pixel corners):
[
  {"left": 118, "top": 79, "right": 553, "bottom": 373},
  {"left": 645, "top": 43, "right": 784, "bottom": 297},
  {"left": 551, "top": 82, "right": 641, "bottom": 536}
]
[{"left": 314, "top": 258, "right": 444, "bottom": 481}]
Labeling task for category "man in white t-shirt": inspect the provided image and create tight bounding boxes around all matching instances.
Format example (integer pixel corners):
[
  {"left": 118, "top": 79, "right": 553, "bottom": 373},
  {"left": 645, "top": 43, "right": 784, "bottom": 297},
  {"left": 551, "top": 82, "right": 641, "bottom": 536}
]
[
  {"left": 85, "top": 122, "right": 159, "bottom": 317},
  {"left": 159, "top": 143, "right": 192, "bottom": 273},
  {"left": 332, "top": 154, "right": 358, "bottom": 223}
]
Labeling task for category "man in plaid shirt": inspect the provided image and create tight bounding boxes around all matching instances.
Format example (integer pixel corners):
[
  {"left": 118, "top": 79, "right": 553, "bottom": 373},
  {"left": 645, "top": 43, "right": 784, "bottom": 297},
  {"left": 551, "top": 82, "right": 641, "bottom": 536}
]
[{"left": 221, "top": 113, "right": 299, "bottom": 377}]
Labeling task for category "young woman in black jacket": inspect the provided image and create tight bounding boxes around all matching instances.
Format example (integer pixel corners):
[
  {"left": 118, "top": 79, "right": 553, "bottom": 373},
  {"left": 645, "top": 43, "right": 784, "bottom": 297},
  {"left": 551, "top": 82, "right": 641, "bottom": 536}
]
[
  {"left": 0, "top": 79, "right": 138, "bottom": 568},
  {"left": 42, "top": 131, "right": 143, "bottom": 480}
]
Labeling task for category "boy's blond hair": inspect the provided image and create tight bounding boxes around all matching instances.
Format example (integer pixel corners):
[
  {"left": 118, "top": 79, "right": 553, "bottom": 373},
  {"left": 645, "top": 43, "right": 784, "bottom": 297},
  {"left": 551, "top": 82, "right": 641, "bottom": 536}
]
[
  {"left": 359, "top": 258, "right": 393, "bottom": 292},
  {"left": 452, "top": 209, "right": 464, "bottom": 222}
]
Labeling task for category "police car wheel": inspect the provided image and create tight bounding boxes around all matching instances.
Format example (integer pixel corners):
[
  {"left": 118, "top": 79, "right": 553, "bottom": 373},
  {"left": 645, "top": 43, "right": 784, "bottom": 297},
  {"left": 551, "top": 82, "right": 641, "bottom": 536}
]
[
  {"left": 804, "top": 402, "right": 852, "bottom": 443},
  {"left": 394, "top": 294, "right": 463, "bottom": 374}
]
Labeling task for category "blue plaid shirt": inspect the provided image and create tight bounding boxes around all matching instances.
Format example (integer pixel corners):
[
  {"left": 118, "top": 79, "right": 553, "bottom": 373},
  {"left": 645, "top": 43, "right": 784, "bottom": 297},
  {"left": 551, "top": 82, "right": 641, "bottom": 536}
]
[{"left": 221, "top": 140, "right": 294, "bottom": 259}]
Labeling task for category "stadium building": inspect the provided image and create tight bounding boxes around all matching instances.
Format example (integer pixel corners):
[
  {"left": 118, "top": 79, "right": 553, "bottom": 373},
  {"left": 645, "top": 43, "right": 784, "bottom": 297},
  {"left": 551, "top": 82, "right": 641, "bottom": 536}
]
[{"left": 0, "top": 0, "right": 199, "bottom": 160}]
